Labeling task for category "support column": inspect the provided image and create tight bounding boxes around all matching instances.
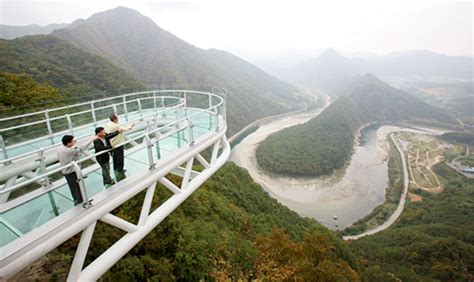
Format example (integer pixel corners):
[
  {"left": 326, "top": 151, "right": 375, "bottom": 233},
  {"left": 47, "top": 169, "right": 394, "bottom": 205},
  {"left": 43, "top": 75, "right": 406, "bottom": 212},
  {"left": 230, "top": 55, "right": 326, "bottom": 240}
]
[
  {"left": 0, "top": 176, "right": 16, "bottom": 203},
  {"left": 123, "top": 96, "right": 128, "bottom": 120},
  {"left": 65, "top": 115, "right": 74, "bottom": 135},
  {"left": 67, "top": 221, "right": 97, "bottom": 282},
  {"left": 181, "top": 157, "right": 194, "bottom": 190},
  {"left": 0, "top": 134, "right": 8, "bottom": 161},
  {"left": 138, "top": 183, "right": 156, "bottom": 226},
  {"left": 45, "top": 111, "right": 54, "bottom": 145}
]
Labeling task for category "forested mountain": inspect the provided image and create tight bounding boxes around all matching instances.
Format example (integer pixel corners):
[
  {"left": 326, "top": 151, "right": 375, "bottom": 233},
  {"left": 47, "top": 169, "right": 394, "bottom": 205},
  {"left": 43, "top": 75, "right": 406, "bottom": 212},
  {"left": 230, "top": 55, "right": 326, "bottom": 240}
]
[
  {"left": 441, "top": 132, "right": 474, "bottom": 146},
  {"left": 257, "top": 96, "right": 365, "bottom": 176},
  {"left": 15, "top": 163, "right": 360, "bottom": 280},
  {"left": 350, "top": 163, "right": 474, "bottom": 281},
  {"left": 0, "top": 35, "right": 146, "bottom": 110},
  {"left": 0, "top": 23, "right": 68, "bottom": 39},
  {"left": 53, "top": 6, "right": 302, "bottom": 135},
  {"left": 0, "top": 72, "right": 62, "bottom": 110},
  {"left": 256, "top": 73, "right": 457, "bottom": 177},
  {"left": 350, "top": 73, "right": 456, "bottom": 124},
  {"left": 261, "top": 49, "right": 473, "bottom": 95}
]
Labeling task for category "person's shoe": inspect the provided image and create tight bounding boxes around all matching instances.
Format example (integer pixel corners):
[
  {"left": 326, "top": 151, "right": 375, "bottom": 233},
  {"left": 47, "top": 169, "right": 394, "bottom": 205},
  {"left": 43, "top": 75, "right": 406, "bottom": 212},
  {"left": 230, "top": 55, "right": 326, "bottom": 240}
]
[
  {"left": 105, "top": 180, "right": 116, "bottom": 185},
  {"left": 115, "top": 170, "right": 126, "bottom": 181},
  {"left": 82, "top": 199, "right": 93, "bottom": 209}
]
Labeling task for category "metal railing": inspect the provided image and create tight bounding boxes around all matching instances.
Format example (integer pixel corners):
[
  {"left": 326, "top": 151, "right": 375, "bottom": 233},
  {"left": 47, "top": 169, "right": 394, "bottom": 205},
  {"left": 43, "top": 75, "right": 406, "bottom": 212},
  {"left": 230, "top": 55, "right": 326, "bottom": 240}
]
[
  {"left": 0, "top": 90, "right": 225, "bottom": 165},
  {"left": 0, "top": 88, "right": 230, "bottom": 281},
  {"left": 0, "top": 90, "right": 225, "bottom": 210},
  {"left": 0, "top": 94, "right": 184, "bottom": 162}
]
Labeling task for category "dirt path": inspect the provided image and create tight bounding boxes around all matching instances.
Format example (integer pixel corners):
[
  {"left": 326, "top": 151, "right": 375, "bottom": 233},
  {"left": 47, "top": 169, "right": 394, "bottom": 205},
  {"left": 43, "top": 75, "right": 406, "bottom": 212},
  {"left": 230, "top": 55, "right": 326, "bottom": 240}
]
[
  {"left": 407, "top": 192, "right": 423, "bottom": 202},
  {"left": 409, "top": 148, "right": 442, "bottom": 192}
]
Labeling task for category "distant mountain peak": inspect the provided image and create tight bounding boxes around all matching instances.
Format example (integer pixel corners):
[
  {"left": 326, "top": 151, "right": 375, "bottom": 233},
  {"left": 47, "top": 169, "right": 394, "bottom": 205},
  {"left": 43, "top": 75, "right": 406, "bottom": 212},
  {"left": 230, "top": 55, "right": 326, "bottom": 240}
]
[
  {"left": 106, "top": 6, "right": 142, "bottom": 15},
  {"left": 351, "top": 73, "right": 398, "bottom": 95},
  {"left": 313, "top": 48, "right": 350, "bottom": 66},
  {"left": 85, "top": 6, "right": 151, "bottom": 24},
  {"left": 361, "top": 72, "right": 384, "bottom": 84},
  {"left": 319, "top": 48, "right": 345, "bottom": 59}
]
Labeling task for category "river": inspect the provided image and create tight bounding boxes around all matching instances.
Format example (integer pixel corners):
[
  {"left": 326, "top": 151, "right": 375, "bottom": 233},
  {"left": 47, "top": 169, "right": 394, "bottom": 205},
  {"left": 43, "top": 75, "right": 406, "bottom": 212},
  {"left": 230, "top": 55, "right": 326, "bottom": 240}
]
[{"left": 229, "top": 93, "right": 447, "bottom": 230}]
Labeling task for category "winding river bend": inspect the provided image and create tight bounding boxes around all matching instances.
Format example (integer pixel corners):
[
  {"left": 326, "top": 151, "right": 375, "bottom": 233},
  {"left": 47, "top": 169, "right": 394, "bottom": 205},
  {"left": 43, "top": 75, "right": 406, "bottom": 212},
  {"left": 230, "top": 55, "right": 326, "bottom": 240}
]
[{"left": 230, "top": 93, "right": 446, "bottom": 230}]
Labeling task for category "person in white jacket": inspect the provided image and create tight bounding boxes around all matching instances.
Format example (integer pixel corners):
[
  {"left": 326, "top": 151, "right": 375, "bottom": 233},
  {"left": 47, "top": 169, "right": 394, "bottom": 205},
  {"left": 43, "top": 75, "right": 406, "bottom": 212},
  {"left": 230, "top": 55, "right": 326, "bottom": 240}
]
[
  {"left": 105, "top": 113, "right": 134, "bottom": 181},
  {"left": 58, "top": 135, "right": 95, "bottom": 205}
]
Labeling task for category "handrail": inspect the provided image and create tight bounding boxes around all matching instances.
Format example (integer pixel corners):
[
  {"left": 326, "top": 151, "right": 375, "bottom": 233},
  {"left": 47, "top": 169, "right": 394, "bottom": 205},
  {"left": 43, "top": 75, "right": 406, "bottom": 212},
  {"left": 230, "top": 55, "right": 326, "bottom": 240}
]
[
  {"left": 0, "top": 89, "right": 224, "bottom": 123},
  {"left": 0, "top": 100, "right": 184, "bottom": 165},
  {"left": 0, "top": 90, "right": 224, "bottom": 154},
  {"left": 0, "top": 90, "right": 224, "bottom": 157},
  {"left": 0, "top": 93, "right": 224, "bottom": 196},
  {"left": 0, "top": 89, "right": 223, "bottom": 143},
  {"left": 3, "top": 98, "right": 181, "bottom": 148},
  {"left": 0, "top": 96, "right": 183, "bottom": 132}
]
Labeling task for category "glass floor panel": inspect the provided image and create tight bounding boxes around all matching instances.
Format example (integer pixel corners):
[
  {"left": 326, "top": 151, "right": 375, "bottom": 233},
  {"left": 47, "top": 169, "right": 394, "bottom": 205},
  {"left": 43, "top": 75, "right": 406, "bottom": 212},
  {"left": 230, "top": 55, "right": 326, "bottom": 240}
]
[
  {"left": 0, "top": 222, "right": 20, "bottom": 247},
  {"left": 0, "top": 110, "right": 217, "bottom": 247}
]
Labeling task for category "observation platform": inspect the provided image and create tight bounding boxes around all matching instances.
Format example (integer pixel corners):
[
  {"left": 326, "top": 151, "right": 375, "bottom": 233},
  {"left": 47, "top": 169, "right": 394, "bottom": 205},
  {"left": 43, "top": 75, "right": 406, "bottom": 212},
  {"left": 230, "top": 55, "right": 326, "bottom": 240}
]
[{"left": 0, "top": 90, "right": 230, "bottom": 280}]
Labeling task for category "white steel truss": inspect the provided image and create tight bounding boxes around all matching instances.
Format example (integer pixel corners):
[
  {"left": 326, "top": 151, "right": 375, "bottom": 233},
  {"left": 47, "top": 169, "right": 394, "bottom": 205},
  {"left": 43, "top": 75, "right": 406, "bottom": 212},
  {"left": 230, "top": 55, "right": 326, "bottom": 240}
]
[{"left": 0, "top": 90, "right": 229, "bottom": 280}]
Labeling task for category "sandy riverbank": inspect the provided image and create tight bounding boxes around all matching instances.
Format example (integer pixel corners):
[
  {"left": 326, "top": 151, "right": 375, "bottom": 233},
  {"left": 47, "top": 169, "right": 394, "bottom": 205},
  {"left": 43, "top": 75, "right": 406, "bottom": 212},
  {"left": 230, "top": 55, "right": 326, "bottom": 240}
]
[{"left": 230, "top": 108, "right": 449, "bottom": 229}]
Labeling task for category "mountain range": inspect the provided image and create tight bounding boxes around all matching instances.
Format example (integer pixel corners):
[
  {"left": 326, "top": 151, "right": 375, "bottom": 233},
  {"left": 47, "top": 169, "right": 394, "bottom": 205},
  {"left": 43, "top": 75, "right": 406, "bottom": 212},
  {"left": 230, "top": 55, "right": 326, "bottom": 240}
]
[
  {"left": 0, "top": 23, "right": 68, "bottom": 39},
  {"left": 0, "top": 7, "right": 302, "bottom": 135},
  {"left": 0, "top": 35, "right": 146, "bottom": 102},
  {"left": 52, "top": 7, "right": 302, "bottom": 134},
  {"left": 256, "top": 73, "right": 457, "bottom": 177},
  {"left": 259, "top": 48, "right": 473, "bottom": 96},
  {"left": 2, "top": 6, "right": 473, "bottom": 281}
]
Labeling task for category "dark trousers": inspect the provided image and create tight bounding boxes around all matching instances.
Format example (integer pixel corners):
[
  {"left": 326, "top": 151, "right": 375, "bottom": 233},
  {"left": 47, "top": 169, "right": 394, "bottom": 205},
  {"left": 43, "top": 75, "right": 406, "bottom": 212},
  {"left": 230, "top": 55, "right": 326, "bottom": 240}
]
[
  {"left": 99, "top": 162, "right": 113, "bottom": 185},
  {"left": 112, "top": 146, "right": 124, "bottom": 171},
  {"left": 64, "top": 172, "right": 83, "bottom": 205},
  {"left": 112, "top": 146, "right": 126, "bottom": 181}
]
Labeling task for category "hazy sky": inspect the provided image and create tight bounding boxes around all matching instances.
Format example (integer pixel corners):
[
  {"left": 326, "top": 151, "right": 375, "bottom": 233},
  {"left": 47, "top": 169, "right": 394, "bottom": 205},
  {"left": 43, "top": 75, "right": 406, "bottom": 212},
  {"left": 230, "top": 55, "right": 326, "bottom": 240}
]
[{"left": 0, "top": 0, "right": 472, "bottom": 60}]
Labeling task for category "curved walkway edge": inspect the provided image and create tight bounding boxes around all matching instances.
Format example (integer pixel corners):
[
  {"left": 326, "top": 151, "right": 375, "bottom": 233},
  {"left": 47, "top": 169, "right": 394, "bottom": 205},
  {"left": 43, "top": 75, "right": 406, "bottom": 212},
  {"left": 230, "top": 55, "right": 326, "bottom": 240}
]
[{"left": 343, "top": 133, "right": 409, "bottom": 240}]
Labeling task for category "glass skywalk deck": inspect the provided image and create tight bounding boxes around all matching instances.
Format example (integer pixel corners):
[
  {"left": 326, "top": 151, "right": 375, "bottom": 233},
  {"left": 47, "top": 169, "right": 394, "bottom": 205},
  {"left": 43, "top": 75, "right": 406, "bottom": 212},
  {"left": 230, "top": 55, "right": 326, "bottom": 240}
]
[{"left": 0, "top": 90, "right": 225, "bottom": 248}]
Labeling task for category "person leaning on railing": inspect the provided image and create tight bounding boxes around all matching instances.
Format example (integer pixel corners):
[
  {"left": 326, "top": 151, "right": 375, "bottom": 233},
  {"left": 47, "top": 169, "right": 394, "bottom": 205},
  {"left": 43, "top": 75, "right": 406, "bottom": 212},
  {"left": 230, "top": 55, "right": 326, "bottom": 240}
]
[
  {"left": 58, "top": 135, "right": 95, "bottom": 206},
  {"left": 105, "top": 113, "right": 135, "bottom": 181}
]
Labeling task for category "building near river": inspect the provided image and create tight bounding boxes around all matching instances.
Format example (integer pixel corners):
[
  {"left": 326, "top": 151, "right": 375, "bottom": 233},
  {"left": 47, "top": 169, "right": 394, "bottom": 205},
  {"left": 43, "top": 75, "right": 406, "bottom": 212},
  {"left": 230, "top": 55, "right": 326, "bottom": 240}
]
[{"left": 463, "top": 167, "right": 474, "bottom": 174}]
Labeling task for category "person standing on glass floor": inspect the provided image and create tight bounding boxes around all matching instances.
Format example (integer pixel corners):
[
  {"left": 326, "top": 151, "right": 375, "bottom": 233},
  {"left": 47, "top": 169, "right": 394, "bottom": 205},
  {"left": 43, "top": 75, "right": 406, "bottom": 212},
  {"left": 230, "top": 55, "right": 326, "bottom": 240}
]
[
  {"left": 58, "top": 135, "right": 95, "bottom": 206},
  {"left": 94, "top": 127, "right": 120, "bottom": 186},
  {"left": 105, "top": 113, "right": 134, "bottom": 181}
]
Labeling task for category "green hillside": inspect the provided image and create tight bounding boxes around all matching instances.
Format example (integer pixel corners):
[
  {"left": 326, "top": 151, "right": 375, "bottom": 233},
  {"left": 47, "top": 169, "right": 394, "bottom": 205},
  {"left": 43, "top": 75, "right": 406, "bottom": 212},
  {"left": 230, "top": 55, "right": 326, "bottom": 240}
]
[
  {"left": 16, "top": 163, "right": 360, "bottom": 280},
  {"left": 257, "top": 96, "right": 365, "bottom": 177},
  {"left": 441, "top": 131, "right": 474, "bottom": 146},
  {"left": 0, "top": 23, "right": 68, "bottom": 39},
  {"left": 0, "top": 71, "right": 62, "bottom": 111},
  {"left": 0, "top": 34, "right": 145, "bottom": 109},
  {"left": 256, "top": 74, "right": 457, "bottom": 177},
  {"left": 54, "top": 7, "right": 303, "bottom": 135},
  {"left": 350, "top": 163, "right": 474, "bottom": 281},
  {"left": 351, "top": 74, "right": 456, "bottom": 124}
]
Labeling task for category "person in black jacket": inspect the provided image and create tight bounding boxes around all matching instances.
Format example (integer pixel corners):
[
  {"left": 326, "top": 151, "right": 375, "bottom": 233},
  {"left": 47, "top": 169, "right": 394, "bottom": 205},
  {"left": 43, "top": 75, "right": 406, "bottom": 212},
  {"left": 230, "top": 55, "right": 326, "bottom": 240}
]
[{"left": 94, "top": 127, "right": 120, "bottom": 186}]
